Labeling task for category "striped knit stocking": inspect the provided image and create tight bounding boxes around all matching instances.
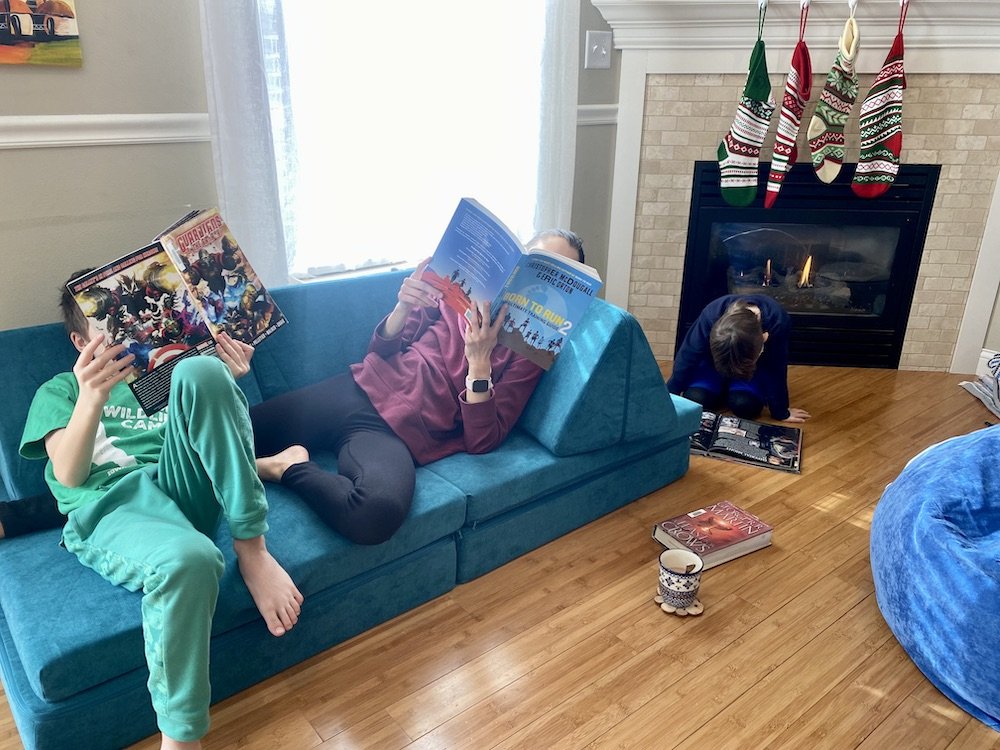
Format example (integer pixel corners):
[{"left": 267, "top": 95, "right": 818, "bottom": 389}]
[
  {"left": 718, "top": 13, "right": 775, "bottom": 208},
  {"left": 852, "top": 2, "right": 908, "bottom": 198},
  {"left": 765, "top": 4, "right": 812, "bottom": 209},
  {"left": 807, "top": 15, "right": 860, "bottom": 184}
]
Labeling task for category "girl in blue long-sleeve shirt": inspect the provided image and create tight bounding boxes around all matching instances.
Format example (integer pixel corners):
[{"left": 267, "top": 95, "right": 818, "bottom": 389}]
[{"left": 667, "top": 295, "right": 810, "bottom": 423}]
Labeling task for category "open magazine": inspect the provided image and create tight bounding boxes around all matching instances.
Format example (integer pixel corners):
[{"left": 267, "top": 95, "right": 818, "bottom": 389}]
[
  {"left": 690, "top": 410, "right": 802, "bottom": 473},
  {"left": 424, "top": 198, "right": 603, "bottom": 369},
  {"left": 959, "top": 353, "right": 1000, "bottom": 419},
  {"left": 67, "top": 208, "right": 286, "bottom": 415}
]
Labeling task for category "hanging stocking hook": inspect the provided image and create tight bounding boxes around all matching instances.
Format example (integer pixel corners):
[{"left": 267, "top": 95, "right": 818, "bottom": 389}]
[{"left": 847, "top": 0, "right": 859, "bottom": 16}]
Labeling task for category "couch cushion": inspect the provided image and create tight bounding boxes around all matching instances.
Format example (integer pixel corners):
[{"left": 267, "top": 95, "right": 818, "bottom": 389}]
[
  {"left": 517, "top": 299, "right": 678, "bottom": 456},
  {"left": 251, "top": 272, "right": 407, "bottom": 403},
  {"left": 0, "top": 456, "right": 464, "bottom": 703},
  {"left": 0, "top": 323, "right": 78, "bottom": 501},
  {"left": 426, "top": 426, "right": 694, "bottom": 527}
]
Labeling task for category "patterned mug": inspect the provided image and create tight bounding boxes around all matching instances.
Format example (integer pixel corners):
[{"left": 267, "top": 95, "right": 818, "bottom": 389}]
[{"left": 658, "top": 549, "right": 704, "bottom": 609}]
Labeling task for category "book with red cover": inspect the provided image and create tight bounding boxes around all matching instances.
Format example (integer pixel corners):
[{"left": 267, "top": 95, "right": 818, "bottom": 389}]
[{"left": 652, "top": 500, "right": 773, "bottom": 569}]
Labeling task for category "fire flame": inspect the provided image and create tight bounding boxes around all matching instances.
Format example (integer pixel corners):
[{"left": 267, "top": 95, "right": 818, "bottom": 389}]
[{"left": 798, "top": 256, "right": 813, "bottom": 288}]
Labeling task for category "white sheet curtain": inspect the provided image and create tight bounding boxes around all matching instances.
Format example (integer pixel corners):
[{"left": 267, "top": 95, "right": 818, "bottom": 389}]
[
  {"left": 199, "top": 1, "right": 579, "bottom": 278},
  {"left": 198, "top": 0, "right": 291, "bottom": 287}
]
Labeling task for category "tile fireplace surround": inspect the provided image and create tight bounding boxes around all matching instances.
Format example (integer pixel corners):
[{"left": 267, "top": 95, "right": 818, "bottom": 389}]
[{"left": 593, "top": 0, "right": 1000, "bottom": 371}]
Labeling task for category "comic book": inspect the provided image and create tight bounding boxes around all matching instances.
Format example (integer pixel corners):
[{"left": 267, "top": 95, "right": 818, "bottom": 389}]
[
  {"left": 690, "top": 410, "right": 803, "bottom": 473},
  {"left": 424, "top": 198, "right": 602, "bottom": 370},
  {"left": 67, "top": 209, "right": 286, "bottom": 414}
]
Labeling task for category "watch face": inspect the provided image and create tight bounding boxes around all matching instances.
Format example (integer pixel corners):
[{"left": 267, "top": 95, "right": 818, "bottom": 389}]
[{"left": 471, "top": 378, "right": 491, "bottom": 393}]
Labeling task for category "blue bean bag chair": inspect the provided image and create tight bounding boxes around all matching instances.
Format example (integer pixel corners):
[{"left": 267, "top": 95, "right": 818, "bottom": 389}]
[{"left": 871, "top": 426, "right": 1000, "bottom": 731}]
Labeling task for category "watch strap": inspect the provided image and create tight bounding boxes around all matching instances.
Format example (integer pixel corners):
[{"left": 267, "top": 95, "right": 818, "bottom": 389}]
[{"left": 465, "top": 375, "right": 494, "bottom": 393}]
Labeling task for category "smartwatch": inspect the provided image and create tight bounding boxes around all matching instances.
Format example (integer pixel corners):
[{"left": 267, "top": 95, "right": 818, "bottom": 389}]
[{"left": 465, "top": 375, "right": 493, "bottom": 393}]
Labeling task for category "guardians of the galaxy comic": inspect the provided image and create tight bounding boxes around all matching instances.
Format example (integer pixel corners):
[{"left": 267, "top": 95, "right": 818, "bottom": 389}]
[{"left": 67, "top": 243, "right": 216, "bottom": 414}]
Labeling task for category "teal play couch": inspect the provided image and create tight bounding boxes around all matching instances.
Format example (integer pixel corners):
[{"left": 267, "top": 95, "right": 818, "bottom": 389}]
[{"left": 0, "top": 270, "right": 700, "bottom": 749}]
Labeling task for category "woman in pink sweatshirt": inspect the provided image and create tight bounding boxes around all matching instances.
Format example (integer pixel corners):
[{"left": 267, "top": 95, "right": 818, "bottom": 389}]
[{"left": 252, "top": 231, "right": 583, "bottom": 544}]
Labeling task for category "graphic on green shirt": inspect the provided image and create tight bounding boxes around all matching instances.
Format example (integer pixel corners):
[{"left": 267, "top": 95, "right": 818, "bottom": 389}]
[{"left": 19, "top": 374, "right": 166, "bottom": 514}]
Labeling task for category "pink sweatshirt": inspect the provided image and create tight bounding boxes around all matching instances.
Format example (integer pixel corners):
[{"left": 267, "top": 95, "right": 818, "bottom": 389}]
[{"left": 350, "top": 302, "right": 544, "bottom": 465}]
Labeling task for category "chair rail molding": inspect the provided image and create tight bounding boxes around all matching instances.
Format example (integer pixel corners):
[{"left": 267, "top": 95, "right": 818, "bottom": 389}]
[{"left": 0, "top": 113, "right": 210, "bottom": 150}]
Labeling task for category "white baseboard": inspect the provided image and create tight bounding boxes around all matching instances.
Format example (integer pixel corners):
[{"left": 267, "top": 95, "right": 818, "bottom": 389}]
[{"left": 977, "top": 349, "right": 999, "bottom": 379}]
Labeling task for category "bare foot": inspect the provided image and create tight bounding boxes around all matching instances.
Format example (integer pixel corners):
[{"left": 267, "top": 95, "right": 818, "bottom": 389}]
[
  {"left": 233, "top": 536, "right": 304, "bottom": 637},
  {"left": 256, "top": 445, "right": 310, "bottom": 482}
]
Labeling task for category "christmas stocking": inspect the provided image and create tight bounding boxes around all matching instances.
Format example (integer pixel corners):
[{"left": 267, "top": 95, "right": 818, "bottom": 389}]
[
  {"left": 852, "top": 1, "right": 908, "bottom": 198},
  {"left": 807, "top": 15, "right": 860, "bottom": 183},
  {"left": 718, "top": 8, "right": 775, "bottom": 207},
  {"left": 765, "top": 3, "right": 813, "bottom": 209}
]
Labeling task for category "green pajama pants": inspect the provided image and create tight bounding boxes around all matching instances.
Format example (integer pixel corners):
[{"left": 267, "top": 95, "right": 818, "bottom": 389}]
[{"left": 61, "top": 356, "right": 269, "bottom": 742}]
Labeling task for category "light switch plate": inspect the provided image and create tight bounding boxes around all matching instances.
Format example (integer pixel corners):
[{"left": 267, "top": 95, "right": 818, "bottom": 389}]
[{"left": 584, "top": 30, "right": 612, "bottom": 70}]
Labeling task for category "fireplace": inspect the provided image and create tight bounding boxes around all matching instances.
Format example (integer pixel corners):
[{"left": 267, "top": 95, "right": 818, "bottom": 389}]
[{"left": 676, "top": 162, "right": 941, "bottom": 368}]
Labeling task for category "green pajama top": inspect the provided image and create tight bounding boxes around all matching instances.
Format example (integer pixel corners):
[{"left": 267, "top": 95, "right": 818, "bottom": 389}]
[{"left": 19, "top": 375, "right": 166, "bottom": 515}]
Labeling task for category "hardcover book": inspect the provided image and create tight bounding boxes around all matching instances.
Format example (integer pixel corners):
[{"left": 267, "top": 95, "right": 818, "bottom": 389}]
[
  {"left": 424, "top": 198, "right": 602, "bottom": 370},
  {"left": 67, "top": 208, "right": 286, "bottom": 415},
  {"left": 652, "top": 500, "right": 774, "bottom": 570},
  {"left": 690, "top": 410, "right": 803, "bottom": 473}
]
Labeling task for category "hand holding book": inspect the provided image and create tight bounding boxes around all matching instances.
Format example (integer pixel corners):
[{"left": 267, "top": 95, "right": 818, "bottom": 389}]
[{"left": 214, "top": 331, "right": 254, "bottom": 380}]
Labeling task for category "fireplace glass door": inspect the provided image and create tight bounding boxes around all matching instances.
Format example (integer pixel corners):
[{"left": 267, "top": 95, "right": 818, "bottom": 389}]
[
  {"left": 713, "top": 222, "right": 901, "bottom": 317},
  {"left": 678, "top": 162, "right": 940, "bottom": 368}
]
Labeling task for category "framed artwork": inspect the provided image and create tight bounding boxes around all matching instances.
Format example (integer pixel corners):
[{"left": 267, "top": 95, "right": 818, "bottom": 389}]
[{"left": 0, "top": 0, "right": 81, "bottom": 67}]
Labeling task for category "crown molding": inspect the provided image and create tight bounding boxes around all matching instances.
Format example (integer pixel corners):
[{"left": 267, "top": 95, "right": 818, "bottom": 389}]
[
  {"left": 0, "top": 113, "right": 210, "bottom": 151},
  {"left": 592, "top": 0, "right": 1000, "bottom": 73}
]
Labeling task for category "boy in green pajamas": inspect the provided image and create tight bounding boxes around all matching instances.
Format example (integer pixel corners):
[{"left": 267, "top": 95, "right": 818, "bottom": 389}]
[{"left": 19, "top": 275, "right": 304, "bottom": 750}]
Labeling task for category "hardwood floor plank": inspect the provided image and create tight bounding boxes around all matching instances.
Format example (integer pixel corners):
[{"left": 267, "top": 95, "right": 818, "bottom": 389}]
[
  {"left": 672, "top": 593, "right": 892, "bottom": 749},
  {"left": 762, "top": 639, "right": 928, "bottom": 750},
  {"left": 855, "top": 681, "right": 971, "bottom": 749},
  {"left": 944, "top": 718, "right": 1000, "bottom": 749}
]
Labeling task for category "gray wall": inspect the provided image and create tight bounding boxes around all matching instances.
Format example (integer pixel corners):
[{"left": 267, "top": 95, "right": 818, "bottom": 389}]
[
  {"left": 571, "top": 0, "right": 618, "bottom": 287},
  {"left": 0, "top": 3, "right": 216, "bottom": 330}
]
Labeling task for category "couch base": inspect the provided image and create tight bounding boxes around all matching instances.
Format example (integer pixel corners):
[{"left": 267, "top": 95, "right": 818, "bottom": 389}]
[
  {"left": 456, "top": 438, "right": 691, "bottom": 582},
  {"left": 0, "top": 538, "right": 456, "bottom": 750}
]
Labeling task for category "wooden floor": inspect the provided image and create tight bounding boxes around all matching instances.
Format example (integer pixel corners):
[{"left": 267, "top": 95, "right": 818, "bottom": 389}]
[{"left": 2, "top": 365, "right": 999, "bottom": 749}]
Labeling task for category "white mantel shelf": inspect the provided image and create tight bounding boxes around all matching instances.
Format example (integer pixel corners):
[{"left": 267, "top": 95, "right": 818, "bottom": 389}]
[{"left": 593, "top": 0, "right": 1000, "bottom": 74}]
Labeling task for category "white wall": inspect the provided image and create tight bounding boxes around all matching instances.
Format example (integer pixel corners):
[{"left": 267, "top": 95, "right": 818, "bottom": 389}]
[{"left": 0, "top": 3, "right": 216, "bottom": 331}]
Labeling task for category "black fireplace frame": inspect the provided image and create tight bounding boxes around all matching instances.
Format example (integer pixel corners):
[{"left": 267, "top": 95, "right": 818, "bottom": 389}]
[{"left": 676, "top": 161, "right": 941, "bottom": 368}]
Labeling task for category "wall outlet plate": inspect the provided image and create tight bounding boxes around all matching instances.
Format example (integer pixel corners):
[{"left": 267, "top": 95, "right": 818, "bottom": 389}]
[{"left": 584, "top": 30, "right": 612, "bottom": 70}]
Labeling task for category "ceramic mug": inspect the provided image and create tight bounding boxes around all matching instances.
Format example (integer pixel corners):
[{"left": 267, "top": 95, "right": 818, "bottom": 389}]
[{"left": 658, "top": 548, "right": 704, "bottom": 609}]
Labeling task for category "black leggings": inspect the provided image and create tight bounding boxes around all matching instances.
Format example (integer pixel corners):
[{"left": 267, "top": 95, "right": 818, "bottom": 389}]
[{"left": 250, "top": 373, "right": 415, "bottom": 545}]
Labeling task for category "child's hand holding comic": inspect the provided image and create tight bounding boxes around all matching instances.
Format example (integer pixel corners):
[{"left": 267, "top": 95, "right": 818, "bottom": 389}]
[
  {"left": 216, "top": 332, "right": 255, "bottom": 379},
  {"left": 73, "top": 335, "right": 135, "bottom": 410}
]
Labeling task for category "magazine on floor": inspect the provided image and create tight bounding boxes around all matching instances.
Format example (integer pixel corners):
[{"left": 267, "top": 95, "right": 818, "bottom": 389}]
[{"left": 689, "top": 410, "right": 802, "bottom": 473}]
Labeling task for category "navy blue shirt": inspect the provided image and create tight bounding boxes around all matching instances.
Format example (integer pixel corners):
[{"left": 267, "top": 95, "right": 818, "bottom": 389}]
[{"left": 667, "top": 295, "right": 792, "bottom": 420}]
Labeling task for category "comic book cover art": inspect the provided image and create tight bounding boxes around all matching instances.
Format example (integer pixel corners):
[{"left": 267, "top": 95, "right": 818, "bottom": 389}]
[
  {"left": 67, "top": 243, "right": 215, "bottom": 414},
  {"left": 158, "top": 208, "right": 287, "bottom": 347}
]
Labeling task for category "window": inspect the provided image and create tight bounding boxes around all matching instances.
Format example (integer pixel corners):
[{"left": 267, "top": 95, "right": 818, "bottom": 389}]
[{"left": 264, "top": 3, "right": 549, "bottom": 277}]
